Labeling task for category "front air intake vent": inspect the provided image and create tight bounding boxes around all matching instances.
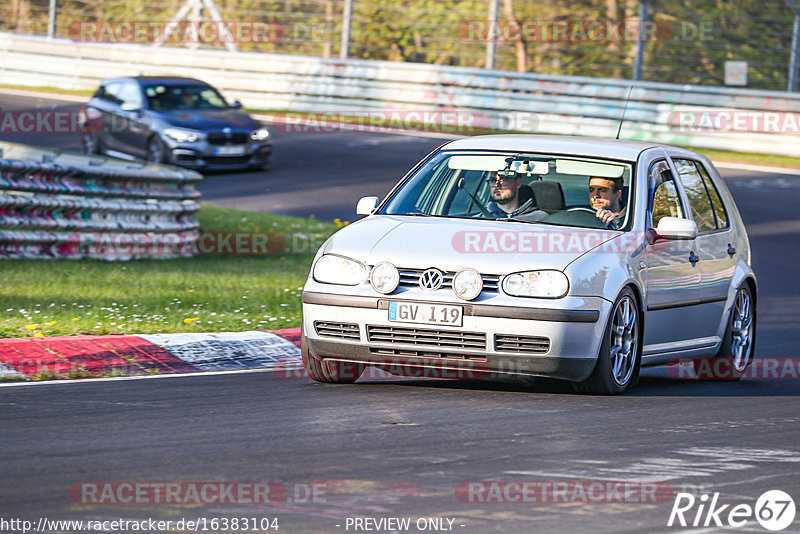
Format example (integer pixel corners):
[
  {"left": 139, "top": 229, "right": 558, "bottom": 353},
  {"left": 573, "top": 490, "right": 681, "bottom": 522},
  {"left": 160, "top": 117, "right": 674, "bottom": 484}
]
[{"left": 314, "top": 321, "right": 360, "bottom": 340}]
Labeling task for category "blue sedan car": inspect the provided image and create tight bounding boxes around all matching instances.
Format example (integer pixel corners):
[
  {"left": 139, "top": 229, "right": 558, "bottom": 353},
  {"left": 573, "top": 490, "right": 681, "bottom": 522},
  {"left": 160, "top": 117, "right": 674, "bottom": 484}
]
[{"left": 81, "top": 76, "right": 272, "bottom": 171}]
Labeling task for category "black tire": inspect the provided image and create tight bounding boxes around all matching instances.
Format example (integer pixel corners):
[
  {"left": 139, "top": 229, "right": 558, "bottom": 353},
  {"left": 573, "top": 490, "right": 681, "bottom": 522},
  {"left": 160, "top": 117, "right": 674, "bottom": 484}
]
[
  {"left": 573, "top": 287, "right": 642, "bottom": 395},
  {"left": 146, "top": 136, "right": 167, "bottom": 164},
  {"left": 692, "top": 284, "right": 755, "bottom": 381},
  {"left": 301, "top": 330, "right": 364, "bottom": 384}
]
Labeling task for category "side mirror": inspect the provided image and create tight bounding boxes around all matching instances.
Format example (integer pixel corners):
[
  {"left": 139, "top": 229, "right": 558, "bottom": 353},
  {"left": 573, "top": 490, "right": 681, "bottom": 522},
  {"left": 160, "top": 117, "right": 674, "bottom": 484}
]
[
  {"left": 356, "top": 196, "right": 379, "bottom": 217},
  {"left": 232, "top": 100, "right": 243, "bottom": 109},
  {"left": 653, "top": 217, "right": 697, "bottom": 241},
  {"left": 120, "top": 102, "right": 141, "bottom": 113}
]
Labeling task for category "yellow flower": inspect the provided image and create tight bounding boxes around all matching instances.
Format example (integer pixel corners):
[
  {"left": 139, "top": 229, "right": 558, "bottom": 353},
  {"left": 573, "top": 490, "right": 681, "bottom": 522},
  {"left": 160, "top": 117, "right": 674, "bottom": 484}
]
[
  {"left": 183, "top": 317, "right": 200, "bottom": 324},
  {"left": 188, "top": 289, "right": 194, "bottom": 293},
  {"left": 25, "top": 324, "right": 38, "bottom": 330},
  {"left": 34, "top": 332, "right": 44, "bottom": 337},
  {"left": 48, "top": 320, "right": 57, "bottom": 326},
  {"left": 73, "top": 318, "right": 80, "bottom": 321},
  {"left": 334, "top": 218, "right": 343, "bottom": 227}
]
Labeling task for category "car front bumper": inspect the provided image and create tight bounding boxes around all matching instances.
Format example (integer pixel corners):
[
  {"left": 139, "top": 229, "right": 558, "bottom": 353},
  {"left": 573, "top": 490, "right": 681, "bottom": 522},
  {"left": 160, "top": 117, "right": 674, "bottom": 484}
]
[
  {"left": 301, "top": 289, "right": 612, "bottom": 382},
  {"left": 166, "top": 139, "right": 272, "bottom": 170}
]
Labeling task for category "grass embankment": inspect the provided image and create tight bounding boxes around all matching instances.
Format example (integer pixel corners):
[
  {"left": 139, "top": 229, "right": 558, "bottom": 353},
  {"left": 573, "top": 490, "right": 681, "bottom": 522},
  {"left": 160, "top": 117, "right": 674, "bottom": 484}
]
[{"left": 0, "top": 205, "right": 342, "bottom": 338}]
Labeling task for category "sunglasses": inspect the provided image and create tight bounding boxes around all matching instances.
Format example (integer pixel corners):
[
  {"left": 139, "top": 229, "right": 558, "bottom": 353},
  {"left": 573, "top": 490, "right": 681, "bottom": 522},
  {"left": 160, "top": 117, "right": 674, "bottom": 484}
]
[{"left": 486, "top": 175, "right": 517, "bottom": 185}]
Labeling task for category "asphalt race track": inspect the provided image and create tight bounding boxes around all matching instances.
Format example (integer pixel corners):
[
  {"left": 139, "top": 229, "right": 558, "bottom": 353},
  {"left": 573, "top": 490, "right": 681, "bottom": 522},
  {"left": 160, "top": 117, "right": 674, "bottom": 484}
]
[{"left": 2, "top": 92, "right": 800, "bottom": 533}]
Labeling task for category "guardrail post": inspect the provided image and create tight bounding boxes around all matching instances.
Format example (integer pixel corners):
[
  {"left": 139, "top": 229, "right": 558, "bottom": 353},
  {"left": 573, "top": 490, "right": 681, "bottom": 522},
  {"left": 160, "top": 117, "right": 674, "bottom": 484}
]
[
  {"left": 789, "top": 10, "right": 800, "bottom": 92},
  {"left": 340, "top": 0, "right": 353, "bottom": 60},
  {"left": 485, "top": 0, "right": 500, "bottom": 70},
  {"left": 632, "top": 0, "right": 648, "bottom": 81},
  {"left": 47, "top": 0, "right": 57, "bottom": 39}
]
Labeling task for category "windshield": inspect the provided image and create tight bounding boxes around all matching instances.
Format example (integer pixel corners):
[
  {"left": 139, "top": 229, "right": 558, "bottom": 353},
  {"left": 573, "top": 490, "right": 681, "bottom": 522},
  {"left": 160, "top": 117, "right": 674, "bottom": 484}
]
[
  {"left": 381, "top": 151, "right": 634, "bottom": 230},
  {"left": 143, "top": 84, "right": 229, "bottom": 111}
]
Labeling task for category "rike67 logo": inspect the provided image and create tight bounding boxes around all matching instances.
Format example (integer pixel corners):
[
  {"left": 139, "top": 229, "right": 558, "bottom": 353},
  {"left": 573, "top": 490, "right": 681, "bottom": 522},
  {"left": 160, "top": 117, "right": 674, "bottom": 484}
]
[{"left": 668, "top": 489, "right": 796, "bottom": 531}]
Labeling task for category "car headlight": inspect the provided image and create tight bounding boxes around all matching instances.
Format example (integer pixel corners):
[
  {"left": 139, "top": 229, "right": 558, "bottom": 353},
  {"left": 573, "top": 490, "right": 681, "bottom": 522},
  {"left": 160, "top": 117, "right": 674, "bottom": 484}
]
[
  {"left": 452, "top": 268, "right": 482, "bottom": 300},
  {"left": 250, "top": 127, "right": 270, "bottom": 141},
  {"left": 312, "top": 254, "right": 366, "bottom": 286},
  {"left": 502, "top": 270, "right": 569, "bottom": 298},
  {"left": 370, "top": 262, "right": 399, "bottom": 294},
  {"left": 164, "top": 128, "right": 201, "bottom": 143}
]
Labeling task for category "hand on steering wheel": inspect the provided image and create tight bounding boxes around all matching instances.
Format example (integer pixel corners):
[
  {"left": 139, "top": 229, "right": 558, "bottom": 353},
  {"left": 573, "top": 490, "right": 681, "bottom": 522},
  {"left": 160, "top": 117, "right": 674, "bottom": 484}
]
[{"left": 567, "top": 207, "right": 619, "bottom": 229}]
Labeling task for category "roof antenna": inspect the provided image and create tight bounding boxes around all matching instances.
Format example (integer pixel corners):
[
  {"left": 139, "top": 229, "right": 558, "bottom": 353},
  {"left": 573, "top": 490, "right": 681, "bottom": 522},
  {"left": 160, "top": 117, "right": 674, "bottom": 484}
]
[{"left": 616, "top": 86, "right": 634, "bottom": 140}]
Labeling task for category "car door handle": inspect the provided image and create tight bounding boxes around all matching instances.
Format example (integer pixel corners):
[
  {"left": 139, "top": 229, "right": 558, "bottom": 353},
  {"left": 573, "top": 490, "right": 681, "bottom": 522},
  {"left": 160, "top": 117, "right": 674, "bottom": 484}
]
[
  {"left": 727, "top": 244, "right": 736, "bottom": 256},
  {"left": 689, "top": 251, "right": 700, "bottom": 264}
]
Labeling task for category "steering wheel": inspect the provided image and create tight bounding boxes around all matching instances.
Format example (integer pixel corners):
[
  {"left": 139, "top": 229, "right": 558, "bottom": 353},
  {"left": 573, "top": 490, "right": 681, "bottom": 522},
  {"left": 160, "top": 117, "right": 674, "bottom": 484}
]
[
  {"left": 566, "top": 207, "right": 596, "bottom": 213},
  {"left": 542, "top": 207, "right": 615, "bottom": 230},
  {"left": 566, "top": 207, "right": 619, "bottom": 229}
]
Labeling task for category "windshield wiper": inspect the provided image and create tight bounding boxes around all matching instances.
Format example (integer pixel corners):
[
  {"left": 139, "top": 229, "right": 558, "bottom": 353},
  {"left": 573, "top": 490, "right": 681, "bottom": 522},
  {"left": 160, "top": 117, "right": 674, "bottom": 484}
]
[{"left": 493, "top": 217, "right": 541, "bottom": 225}]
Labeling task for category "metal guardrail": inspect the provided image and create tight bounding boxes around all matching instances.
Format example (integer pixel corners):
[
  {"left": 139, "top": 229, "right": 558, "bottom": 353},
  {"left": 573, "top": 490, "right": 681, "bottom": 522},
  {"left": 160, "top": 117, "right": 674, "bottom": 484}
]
[
  {"left": 1, "top": 32, "right": 800, "bottom": 156},
  {"left": 0, "top": 140, "right": 201, "bottom": 259}
]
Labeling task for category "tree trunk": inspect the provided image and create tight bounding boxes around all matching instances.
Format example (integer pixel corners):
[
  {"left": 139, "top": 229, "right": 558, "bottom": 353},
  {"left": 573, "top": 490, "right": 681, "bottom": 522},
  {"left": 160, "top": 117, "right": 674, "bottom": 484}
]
[{"left": 503, "top": 0, "right": 527, "bottom": 72}]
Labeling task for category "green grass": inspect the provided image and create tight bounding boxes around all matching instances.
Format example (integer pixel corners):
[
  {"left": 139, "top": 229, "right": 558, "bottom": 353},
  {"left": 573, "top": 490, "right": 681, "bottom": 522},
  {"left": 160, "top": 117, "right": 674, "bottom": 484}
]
[{"left": 0, "top": 205, "right": 343, "bottom": 338}]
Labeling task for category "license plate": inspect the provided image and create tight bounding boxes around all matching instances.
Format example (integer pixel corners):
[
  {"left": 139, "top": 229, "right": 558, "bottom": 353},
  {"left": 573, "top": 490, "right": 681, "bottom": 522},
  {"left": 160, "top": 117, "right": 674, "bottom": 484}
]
[
  {"left": 388, "top": 302, "right": 463, "bottom": 326},
  {"left": 214, "top": 145, "right": 246, "bottom": 156}
]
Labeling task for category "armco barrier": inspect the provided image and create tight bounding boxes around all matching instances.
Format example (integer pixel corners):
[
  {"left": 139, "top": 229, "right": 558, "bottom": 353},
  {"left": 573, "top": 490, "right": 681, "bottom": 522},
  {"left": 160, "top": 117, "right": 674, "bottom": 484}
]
[
  {"left": 0, "top": 140, "right": 201, "bottom": 259},
  {"left": 2, "top": 33, "right": 800, "bottom": 156}
]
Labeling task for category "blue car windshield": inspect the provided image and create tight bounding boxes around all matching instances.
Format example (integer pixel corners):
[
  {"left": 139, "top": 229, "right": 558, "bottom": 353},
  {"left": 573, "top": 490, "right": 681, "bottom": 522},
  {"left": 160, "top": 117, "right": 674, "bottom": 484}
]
[
  {"left": 381, "top": 151, "right": 635, "bottom": 230},
  {"left": 144, "top": 84, "right": 229, "bottom": 111}
]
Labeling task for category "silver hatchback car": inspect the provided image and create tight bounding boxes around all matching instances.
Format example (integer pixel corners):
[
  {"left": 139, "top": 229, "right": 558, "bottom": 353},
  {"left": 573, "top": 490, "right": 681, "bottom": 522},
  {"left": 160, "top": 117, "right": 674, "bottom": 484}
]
[{"left": 301, "top": 135, "right": 756, "bottom": 394}]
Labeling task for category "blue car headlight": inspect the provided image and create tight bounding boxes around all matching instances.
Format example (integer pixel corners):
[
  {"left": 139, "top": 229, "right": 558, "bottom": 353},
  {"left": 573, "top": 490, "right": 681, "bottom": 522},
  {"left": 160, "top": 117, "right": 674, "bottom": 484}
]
[
  {"left": 164, "top": 128, "right": 202, "bottom": 143},
  {"left": 250, "top": 127, "right": 270, "bottom": 141}
]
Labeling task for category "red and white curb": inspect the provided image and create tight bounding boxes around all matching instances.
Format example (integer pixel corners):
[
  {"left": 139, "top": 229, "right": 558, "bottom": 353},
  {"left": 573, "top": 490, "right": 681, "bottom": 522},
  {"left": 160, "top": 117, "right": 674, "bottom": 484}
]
[{"left": 0, "top": 329, "right": 302, "bottom": 381}]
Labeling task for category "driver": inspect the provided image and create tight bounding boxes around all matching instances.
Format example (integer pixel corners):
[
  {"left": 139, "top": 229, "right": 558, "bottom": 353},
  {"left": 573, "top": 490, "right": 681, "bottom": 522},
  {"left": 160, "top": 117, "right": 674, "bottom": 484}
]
[
  {"left": 486, "top": 170, "right": 536, "bottom": 218},
  {"left": 589, "top": 176, "right": 626, "bottom": 227}
]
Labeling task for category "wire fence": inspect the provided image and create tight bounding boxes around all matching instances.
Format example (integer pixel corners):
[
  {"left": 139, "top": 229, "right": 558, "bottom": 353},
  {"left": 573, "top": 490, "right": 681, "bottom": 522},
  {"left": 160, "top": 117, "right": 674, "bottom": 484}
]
[{"left": 1, "top": 0, "right": 798, "bottom": 92}]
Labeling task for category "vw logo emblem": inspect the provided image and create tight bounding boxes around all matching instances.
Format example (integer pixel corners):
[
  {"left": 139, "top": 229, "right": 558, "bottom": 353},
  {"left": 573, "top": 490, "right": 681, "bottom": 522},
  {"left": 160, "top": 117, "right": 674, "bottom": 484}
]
[{"left": 419, "top": 268, "right": 444, "bottom": 291}]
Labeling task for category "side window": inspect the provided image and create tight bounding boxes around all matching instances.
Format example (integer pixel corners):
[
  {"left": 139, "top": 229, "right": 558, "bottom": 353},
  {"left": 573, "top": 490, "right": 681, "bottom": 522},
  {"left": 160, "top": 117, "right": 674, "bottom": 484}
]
[
  {"left": 696, "top": 163, "right": 729, "bottom": 229},
  {"left": 673, "top": 158, "right": 717, "bottom": 233},
  {"left": 98, "top": 82, "right": 123, "bottom": 105},
  {"left": 649, "top": 160, "right": 685, "bottom": 227},
  {"left": 116, "top": 82, "right": 143, "bottom": 108}
]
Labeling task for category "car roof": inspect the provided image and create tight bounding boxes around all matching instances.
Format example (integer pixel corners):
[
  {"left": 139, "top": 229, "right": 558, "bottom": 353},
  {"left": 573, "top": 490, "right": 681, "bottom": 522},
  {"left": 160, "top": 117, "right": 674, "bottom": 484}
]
[
  {"left": 442, "top": 134, "right": 678, "bottom": 161},
  {"left": 101, "top": 76, "right": 210, "bottom": 86}
]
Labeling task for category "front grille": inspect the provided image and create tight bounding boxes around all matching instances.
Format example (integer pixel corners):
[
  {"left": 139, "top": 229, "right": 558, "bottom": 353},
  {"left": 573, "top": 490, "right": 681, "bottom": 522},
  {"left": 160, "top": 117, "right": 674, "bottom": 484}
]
[
  {"left": 315, "top": 321, "right": 360, "bottom": 340},
  {"left": 495, "top": 334, "right": 550, "bottom": 354},
  {"left": 397, "top": 268, "right": 499, "bottom": 292},
  {"left": 370, "top": 347, "right": 487, "bottom": 361},
  {"left": 207, "top": 132, "right": 249, "bottom": 145},
  {"left": 367, "top": 325, "right": 486, "bottom": 350}
]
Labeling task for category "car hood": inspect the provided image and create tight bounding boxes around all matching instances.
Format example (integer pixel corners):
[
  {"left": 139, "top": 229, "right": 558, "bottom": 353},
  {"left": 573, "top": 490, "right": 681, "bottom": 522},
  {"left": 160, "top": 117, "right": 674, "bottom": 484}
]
[
  {"left": 323, "top": 215, "right": 622, "bottom": 273},
  {"left": 157, "top": 109, "right": 261, "bottom": 131}
]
